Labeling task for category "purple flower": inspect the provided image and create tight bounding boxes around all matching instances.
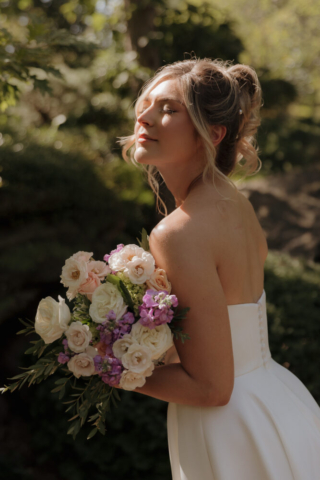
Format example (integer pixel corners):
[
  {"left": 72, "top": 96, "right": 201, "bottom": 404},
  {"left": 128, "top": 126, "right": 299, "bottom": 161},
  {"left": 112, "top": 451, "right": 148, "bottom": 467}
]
[
  {"left": 95, "top": 355, "right": 124, "bottom": 386},
  {"left": 121, "top": 311, "right": 135, "bottom": 324},
  {"left": 103, "top": 244, "right": 125, "bottom": 263},
  {"left": 143, "top": 289, "right": 162, "bottom": 308},
  {"left": 58, "top": 352, "right": 70, "bottom": 364},
  {"left": 106, "top": 310, "right": 117, "bottom": 321},
  {"left": 138, "top": 290, "right": 178, "bottom": 328}
]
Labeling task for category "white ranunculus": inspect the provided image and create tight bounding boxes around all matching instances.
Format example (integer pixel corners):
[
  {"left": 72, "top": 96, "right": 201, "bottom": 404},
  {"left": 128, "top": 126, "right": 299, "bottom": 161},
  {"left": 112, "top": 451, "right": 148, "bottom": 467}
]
[
  {"left": 131, "top": 322, "right": 174, "bottom": 360},
  {"left": 121, "top": 343, "right": 153, "bottom": 374},
  {"left": 60, "top": 255, "right": 90, "bottom": 300},
  {"left": 112, "top": 334, "right": 139, "bottom": 360},
  {"left": 108, "top": 244, "right": 155, "bottom": 284},
  {"left": 89, "top": 282, "right": 127, "bottom": 323},
  {"left": 64, "top": 321, "right": 92, "bottom": 353},
  {"left": 67, "top": 346, "right": 98, "bottom": 378},
  {"left": 35, "top": 295, "right": 71, "bottom": 344}
]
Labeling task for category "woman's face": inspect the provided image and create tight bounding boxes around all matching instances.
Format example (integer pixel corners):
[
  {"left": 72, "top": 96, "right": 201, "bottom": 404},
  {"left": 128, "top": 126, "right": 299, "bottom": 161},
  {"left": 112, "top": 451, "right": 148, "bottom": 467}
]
[{"left": 134, "top": 78, "right": 203, "bottom": 168}]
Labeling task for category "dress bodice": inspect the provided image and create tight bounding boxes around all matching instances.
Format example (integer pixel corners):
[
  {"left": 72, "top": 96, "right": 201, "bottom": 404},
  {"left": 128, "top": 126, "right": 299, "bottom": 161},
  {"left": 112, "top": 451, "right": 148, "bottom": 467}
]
[{"left": 227, "top": 289, "right": 271, "bottom": 377}]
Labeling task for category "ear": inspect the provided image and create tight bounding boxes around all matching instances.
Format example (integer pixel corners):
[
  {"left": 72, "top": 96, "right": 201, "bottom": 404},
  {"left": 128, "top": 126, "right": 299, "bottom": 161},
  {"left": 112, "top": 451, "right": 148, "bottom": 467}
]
[{"left": 209, "top": 125, "right": 227, "bottom": 146}]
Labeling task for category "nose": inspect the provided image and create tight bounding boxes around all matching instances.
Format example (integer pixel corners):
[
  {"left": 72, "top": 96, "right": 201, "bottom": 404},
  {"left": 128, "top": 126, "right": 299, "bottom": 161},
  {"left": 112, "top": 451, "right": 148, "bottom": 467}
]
[{"left": 136, "top": 107, "right": 154, "bottom": 126}]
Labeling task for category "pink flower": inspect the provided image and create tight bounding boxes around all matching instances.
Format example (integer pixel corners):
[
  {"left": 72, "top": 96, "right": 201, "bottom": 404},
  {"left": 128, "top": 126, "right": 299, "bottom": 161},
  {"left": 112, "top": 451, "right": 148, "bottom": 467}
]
[
  {"left": 88, "top": 260, "right": 111, "bottom": 279},
  {"left": 78, "top": 271, "right": 101, "bottom": 301}
]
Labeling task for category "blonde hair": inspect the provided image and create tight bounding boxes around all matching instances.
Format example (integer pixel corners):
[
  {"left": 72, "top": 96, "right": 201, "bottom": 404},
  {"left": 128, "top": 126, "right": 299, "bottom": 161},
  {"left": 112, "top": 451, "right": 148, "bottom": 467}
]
[{"left": 117, "top": 56, "right": 263, "bottom": 216}]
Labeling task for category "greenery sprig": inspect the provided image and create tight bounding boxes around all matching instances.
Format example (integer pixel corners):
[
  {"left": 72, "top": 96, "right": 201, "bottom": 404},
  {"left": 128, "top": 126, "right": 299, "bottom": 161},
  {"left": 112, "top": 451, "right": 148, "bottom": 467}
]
[{"left": 169, "top": 307, "right": 191, "bottom": 344}]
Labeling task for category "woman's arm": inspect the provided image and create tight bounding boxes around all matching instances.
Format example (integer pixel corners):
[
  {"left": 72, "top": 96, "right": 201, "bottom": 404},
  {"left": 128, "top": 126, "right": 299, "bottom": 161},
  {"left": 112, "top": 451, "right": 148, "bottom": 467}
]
[
  {"left": 133, "top": 361, "right": 228, "bottom": 407},
  {"left": 116, "top": 214, "right": 235, "bottom": 408}
]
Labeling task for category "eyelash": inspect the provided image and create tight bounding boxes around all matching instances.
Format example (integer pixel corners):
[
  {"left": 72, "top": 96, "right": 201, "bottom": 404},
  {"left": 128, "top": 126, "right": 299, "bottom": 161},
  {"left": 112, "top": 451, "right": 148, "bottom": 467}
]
[{"left": 137, "top": 107, "right": 175, "bottom": 115}]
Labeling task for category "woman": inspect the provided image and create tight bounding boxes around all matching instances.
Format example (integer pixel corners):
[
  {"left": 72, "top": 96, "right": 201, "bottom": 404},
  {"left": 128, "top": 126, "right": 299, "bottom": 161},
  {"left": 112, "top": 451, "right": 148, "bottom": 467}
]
[{"left": 117, "top": 57, "right": 320, "bottom": 479}]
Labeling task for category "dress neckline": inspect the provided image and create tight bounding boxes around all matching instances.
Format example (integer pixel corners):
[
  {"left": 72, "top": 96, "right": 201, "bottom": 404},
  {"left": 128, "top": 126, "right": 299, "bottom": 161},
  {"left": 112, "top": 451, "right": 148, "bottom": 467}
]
[{"left": 227, "top": 289, "right": 265, "bottom": 308}]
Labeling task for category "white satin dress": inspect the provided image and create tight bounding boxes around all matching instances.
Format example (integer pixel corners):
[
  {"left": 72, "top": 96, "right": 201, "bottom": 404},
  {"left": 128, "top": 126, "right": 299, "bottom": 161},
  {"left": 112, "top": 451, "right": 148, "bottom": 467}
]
[{"left": 167, "top": 289, "right": 320, "bottom": 480}]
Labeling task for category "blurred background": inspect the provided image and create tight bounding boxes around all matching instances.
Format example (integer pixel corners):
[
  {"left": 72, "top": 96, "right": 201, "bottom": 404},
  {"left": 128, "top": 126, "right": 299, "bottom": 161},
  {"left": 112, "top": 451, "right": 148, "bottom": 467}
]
[{"left": 0, "top": 0, "right": 319, "bottom": 479}]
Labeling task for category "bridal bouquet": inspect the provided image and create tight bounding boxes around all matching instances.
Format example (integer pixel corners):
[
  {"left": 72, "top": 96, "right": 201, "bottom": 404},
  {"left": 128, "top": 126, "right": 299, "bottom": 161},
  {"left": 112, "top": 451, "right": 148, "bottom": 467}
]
[{"left": 1, "top": 229, "right": 190, "bottom": 440}]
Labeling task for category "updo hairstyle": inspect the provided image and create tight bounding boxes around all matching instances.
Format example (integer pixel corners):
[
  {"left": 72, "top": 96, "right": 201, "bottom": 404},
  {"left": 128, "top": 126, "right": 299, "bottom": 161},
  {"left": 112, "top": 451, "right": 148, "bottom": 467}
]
[{"left": 117, "top": 57, "right": 263, "bottom": 216}]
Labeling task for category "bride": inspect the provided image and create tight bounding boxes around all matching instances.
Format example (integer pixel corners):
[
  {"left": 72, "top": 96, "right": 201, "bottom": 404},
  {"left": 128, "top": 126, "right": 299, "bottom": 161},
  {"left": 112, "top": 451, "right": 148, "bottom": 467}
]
[{"left": 116, "top": 57, "right": 320, "bottom": 479}]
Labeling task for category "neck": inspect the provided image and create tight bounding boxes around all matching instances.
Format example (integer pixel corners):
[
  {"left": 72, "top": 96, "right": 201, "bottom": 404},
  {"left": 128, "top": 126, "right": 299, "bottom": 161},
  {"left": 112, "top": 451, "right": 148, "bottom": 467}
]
[{"left": 157, "top": 164, "right": 204, "bottom": 208}]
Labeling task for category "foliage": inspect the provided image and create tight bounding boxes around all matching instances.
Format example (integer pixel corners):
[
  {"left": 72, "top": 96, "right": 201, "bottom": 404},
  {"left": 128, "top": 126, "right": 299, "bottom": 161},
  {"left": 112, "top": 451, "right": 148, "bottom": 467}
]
[
  {"left": 149, "top": 0, "right": 244, "bottom": 64},
  {"left": 0, "top": 144, "right": 155, "bottom": 327},
  {"left": 264, "top": 251, "right": 320, "bottom": 402}
]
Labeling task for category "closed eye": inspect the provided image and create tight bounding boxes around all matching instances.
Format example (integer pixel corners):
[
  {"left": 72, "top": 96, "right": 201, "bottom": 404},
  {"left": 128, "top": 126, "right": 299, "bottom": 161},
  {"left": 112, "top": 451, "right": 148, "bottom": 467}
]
[
  {"left": 137, "top": 106, "right": 176, "bottom": 115},
  {"left": 162, "top": 108, "right": 175, "bottom": 114}
]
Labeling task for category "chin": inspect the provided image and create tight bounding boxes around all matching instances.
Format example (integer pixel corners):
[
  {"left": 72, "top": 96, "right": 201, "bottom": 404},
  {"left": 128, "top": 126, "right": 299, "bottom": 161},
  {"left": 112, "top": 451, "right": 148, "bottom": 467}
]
[{"left": 134, "top": 153, "right": 158, "bottom": 165}]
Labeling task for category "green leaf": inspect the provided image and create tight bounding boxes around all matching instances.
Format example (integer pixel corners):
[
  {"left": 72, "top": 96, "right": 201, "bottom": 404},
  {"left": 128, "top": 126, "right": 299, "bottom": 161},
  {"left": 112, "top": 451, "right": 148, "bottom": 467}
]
[
  {"left": 65, "top": 404, "right": 75, "bottom": 413},
  {"left": 55, "top": 378, "right": 67, "bottom": 385},
  {"left": 88, "top": 413, "right": 100, "bottom": 422},
  {"left": 58, "top": 386, "right": 66, "bottom": 399},
  {"left": 87, "top": 427, "right": 98, "bottom": 440},
  {"left": 67, "top": 425, "right": 75, "bottom": 435},
  {"left": 106, "top": 275, "right": 134, "bottom": 310},
  {"left": 8, "top": 372, "right": 28, "bottom": 380},
  {"left": 51, "top": 385, "right": 64, "bottom": 393},
  {"left": 73, "top": 419, "right": 81, "bottom": 437},
  {"left": 24, "top": 346, "right": 37, "bottom": 355},
  {"left": 98, "top": 422, "right": 106, "bottom": 435},
  {"left": 110, "top": 394, "right": 119, "bottom": 408},
  {"left": 113, "top": 388, "right": 121, "bottom": 401},
  {"left": 18, "top": 375, "right": 30, "bottom": 390},
  {"left": 136, "top": 228, "right": 150, "bottom": 251}
]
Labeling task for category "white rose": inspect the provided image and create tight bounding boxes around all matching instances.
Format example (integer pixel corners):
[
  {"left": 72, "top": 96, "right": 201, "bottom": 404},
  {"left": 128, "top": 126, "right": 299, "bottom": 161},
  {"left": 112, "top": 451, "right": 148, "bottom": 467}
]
[
  {"left": 112, "top": 334, "right": 139, "bottom": 360},
  {"left": 35, "top": 295, "right": 71, "bottom": 344},
  {"left": 119, "top": 360, "right": 155, "bottom": 391},
  {"left": 146, "top": 268, "right": 171, "bottom": 293},
  {"left": 108, "top": 244, "right": 155, "bottom": 284},
  {"left": 89, "top": 282, "right": 127, "bottom": 323},
  {"left": 65, "top": 321, "right": 92, "bottom": 353},
  {"left": 131, "top": 322, "right": 173, "bottom": 360},
  {"left": 67, "top": 346, "right": 98, "bottom": 378},
  {"left": 60, "top": 255, "right": 90, "bottom": 301},
  {"left": 121, "top": 343, "right": 153, "bottom": 374}
]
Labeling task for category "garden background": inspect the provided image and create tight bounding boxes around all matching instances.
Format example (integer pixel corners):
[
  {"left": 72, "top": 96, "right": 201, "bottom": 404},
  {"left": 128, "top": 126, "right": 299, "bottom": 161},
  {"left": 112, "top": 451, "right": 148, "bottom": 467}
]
[{"left": 0, "top": 0, "right": 319, "bottom": 479}]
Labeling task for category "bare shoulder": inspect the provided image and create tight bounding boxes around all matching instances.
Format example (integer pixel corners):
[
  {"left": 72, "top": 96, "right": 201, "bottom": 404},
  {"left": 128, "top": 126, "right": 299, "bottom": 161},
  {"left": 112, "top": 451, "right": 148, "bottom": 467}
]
[
  {"left": 148, "top": 191, "right": 235, "bottom": 404},
  {"left": 149, "top": 191, "right": 225, "bottom": 266}
]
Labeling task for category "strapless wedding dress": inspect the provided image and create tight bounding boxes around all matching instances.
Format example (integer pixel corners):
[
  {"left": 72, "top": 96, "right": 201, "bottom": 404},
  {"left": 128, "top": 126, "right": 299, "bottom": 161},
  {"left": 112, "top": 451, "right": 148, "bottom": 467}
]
[{"left": 167, "top": 289, "right": 320, "bottom": 480}]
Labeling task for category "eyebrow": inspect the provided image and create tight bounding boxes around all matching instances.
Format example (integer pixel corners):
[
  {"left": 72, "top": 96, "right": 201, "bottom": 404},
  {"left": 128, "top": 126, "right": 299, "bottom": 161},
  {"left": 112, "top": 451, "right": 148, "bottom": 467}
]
[{"left": 143, "top": 96, "right": 185, "bottom": 106}]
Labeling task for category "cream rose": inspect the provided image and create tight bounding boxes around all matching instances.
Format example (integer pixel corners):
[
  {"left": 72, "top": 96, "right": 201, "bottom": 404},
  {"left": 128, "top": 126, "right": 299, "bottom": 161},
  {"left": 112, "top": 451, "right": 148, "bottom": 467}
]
[
  {"left": 71, "top": 251, "right": 94, "bottom": 263},
  {"left": 119, "top": 361, "right": 155, "bottom": 390},
  {"left": 146, "top": 268, "right": 171, "bottom": 293},
  {"left": 121, "top": 343, "right": 153, "bottom": 374},
  {"left": 67, "top": 346, "right": 98, "bottom": 378},
  {"left": 119, "top": 370, "right": 145, "bottom": 391},
  {"left": 108, "top": 244, "right": 155, "bottom": 284},
  {"left": 130, "top": 322, "right": 173, "bottom": 360},
  {"left": 35, "top": 295, "right": 71, "bottom": 344},
  {"left": 65, "top": 321, "right": 92, "bottom": 353},
  {"left": 112, "top": 334, "right": 139, "bottom": 360},
  {"left": 60, "top": 255, "right": 90, "bottom": 301},
  {"left": 89, "top": 282, "right": 127, "bottom": 323}
]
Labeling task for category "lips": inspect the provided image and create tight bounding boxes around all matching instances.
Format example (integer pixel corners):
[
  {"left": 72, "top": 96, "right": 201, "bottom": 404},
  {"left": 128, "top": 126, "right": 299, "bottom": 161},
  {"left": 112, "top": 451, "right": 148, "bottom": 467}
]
[{"left": 138, "top": 134, "right": 157, "bottom": 141}]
